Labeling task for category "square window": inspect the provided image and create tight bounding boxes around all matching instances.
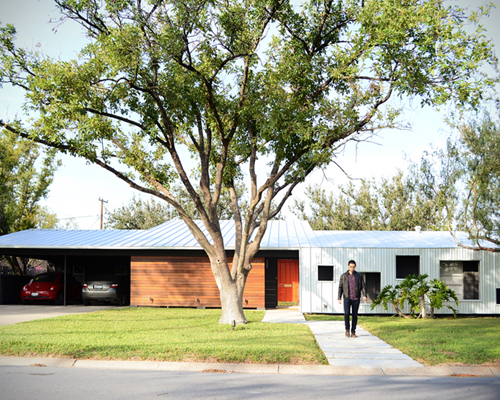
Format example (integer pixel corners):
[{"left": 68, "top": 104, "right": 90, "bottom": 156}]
[
  {"left": 318, "top": 265, "right": 334, "bottom": 281},
  {"left": 396, "top": 255, "right": 420, "bottom": 279},
  {"left": 440, "top": 261, "right": 479, "bottom": 300}
]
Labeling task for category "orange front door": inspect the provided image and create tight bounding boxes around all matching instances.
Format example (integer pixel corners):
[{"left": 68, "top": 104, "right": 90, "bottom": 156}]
[{"left": 278, "top": 260, "right": 299, "bottom": 303}]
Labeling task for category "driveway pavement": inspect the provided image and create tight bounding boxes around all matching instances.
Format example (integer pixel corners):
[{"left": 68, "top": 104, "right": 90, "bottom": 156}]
[{"left": 0, "top": 304, "right": 119, "bottom": 326}]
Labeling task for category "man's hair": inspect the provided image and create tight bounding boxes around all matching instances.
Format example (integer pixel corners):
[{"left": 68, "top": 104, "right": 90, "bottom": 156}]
[{"left": 348, "top": 260, "right": 356, "bottom": 266}]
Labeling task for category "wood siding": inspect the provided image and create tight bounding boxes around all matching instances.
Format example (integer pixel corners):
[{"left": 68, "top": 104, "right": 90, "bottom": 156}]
[
  {"left": 131, "top": 256, "right": 265, "bottom": 308},
  {"left": 300, "top": 247, "right": 500, "bottom": 315}
]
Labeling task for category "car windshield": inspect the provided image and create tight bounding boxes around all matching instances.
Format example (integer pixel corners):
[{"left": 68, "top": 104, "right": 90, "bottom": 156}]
[{"left": 32, "top": 274, "right": 58, "bottom": 283}]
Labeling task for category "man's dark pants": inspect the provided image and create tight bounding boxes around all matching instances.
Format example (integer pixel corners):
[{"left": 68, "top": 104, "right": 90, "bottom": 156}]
[{"left": 343, "top": 298, "right": 360, "bottom": 332}]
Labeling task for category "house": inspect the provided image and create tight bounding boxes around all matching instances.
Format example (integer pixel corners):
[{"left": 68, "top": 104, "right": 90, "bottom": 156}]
[{"left": 0, "top": 220, "right": 499, "bottom": 314}]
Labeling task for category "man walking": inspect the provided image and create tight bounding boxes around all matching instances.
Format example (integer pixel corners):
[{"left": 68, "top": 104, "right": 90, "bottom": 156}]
[{"left": 338, "top": 260, "right": 367, "bottom": 338}]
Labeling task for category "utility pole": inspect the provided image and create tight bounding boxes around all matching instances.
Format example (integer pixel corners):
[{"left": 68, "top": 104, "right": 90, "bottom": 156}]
[{"left": 98, "top": 198, "right": 108, "bottom": 230}]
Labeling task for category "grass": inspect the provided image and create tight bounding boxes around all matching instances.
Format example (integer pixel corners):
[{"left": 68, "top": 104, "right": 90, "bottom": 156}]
[
  {"left": 306, "top": 314, "right": 500, "bottom": 366},
  {"left": 0, "top": 308, "right": 327, "bottom": 365}
]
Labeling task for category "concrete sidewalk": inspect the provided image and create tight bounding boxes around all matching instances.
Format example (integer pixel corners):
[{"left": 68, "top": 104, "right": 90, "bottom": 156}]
[{"left": 0, "top": 355, "right": 498, "bottom": 377}]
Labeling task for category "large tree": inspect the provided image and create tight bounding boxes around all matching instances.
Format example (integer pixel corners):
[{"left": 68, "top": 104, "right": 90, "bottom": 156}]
[
  {"left": 0, "top": 128, "right": 59, "bottom": 275},
  {"left": 421, "top": 112, "right": 500, "bottom": 252},
  {"left": 0, "top": 0, "right": 495, "bottom": 322}
]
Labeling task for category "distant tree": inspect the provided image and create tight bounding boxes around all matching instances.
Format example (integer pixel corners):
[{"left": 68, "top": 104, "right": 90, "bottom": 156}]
[
  {"left": 407, "top": 112, "right": 500, "bottom": 252},
  {"left": 0, "top": 128, "right": 59, "bottom": 275},
  {"left": 292, "top": 167, "right": 448, "bottom": 231},
  {"left": 33, "top": 206, "right": 81, "bottom": 230},
  {"left": 0, "top": 0, "right": 495, "bottom": 322},
  {"left": 445, "top": 113, "right": 500, "bottom": 251},
  {"left": 33, "top": 206, "right": 60, "bottom": 229},
  {"left": 105, "top": 196, "right": 175, "bottom": 230}
]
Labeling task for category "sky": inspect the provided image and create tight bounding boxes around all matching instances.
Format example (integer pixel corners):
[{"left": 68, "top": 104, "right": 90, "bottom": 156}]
[{"left": 1, "top": 0, "right": 499, "bottom": 229}]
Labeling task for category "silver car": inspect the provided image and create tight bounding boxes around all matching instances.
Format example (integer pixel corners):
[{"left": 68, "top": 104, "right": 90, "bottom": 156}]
[{"left": 82, "top": 274, "right": 129, "bottom": 306}]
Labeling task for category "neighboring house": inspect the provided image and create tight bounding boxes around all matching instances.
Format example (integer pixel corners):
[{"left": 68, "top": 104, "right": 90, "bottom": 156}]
[{"left": 0, "top": 220, "right": 498, "bottom": 314}]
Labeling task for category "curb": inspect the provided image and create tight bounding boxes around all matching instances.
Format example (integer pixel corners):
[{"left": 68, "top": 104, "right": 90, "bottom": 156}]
[{"left": 1, "top": 356, "right": 499, "bottom": 377}]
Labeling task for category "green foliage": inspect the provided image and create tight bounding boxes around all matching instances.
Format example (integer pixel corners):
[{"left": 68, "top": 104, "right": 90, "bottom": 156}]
[
  {"left": 411, "top": 111, "right": 500, "bottom": 251},
  {"left": 0, "top": 128, "right": 60, "bottom": 274},
  {"left": 371, "top": 274, "right": 458, "bottom": 319},
  {"left": 292, "top": 167, "right": 449, "bottom": 231},
  {"left": 0, "top": 128, "right": 59, "bottom": 235},
  {"left": 370, "top": 285, "right": 407, "bottom": 318},
  {"left": 105, "top": 195, "right": 175, "bottom": 230},
  {"left": 429, "top": 279, "right": 460, "bottom": 318},
  {"left": 451, "top": 112, "right": 500, "bottom": 249}
]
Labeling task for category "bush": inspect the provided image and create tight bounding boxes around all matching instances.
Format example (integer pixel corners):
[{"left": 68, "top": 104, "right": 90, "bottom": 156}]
[{"left": 371, "top": 274, "right": 459, "bottom": 318}]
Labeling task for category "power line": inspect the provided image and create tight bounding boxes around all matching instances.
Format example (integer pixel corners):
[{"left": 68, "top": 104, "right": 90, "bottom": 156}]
[{"left": 58, "top": 215, "right": 100, "bottom": 220}]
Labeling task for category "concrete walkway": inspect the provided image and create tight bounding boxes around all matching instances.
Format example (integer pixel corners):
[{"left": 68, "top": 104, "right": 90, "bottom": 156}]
[{"left": 262, "top": 309, "right": 422, "bottom": 369}]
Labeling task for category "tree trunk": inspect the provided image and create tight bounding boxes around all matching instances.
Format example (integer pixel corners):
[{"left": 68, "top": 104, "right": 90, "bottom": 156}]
[
  {"left": 218, "top": 279, "right": 247, "bottom": 324},
  {"left": 207, "top": 251, "right": 248, "bottom": 325},
  {"left": 393, "top": 303, "right": 411, "bottom": 319},
  {"left": 420, "top": 296, "right": 427, "bottom": 319}
]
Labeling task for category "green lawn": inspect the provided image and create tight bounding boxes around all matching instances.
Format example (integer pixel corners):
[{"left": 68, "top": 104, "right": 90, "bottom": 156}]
[
  {"left": 0, "top": 308, "right": 327, "bottom": 364},
  {"left": 306, "top": 314, "right": 500, "bottom": 365}
]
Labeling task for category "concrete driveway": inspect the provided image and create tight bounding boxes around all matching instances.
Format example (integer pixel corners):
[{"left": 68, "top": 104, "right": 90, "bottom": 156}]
[{"left": 0, "top": 305, "right": 120, "bottom": 326}]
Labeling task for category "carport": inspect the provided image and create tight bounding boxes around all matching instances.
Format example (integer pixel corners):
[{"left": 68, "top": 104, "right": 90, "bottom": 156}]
[{"left": 0, "top": 229, "right": 137, "bottom": 305}]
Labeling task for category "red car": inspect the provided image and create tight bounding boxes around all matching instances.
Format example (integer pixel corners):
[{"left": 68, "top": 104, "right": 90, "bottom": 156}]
[{"left": 21, "top": 273, "right": 82, "bottom": 305}]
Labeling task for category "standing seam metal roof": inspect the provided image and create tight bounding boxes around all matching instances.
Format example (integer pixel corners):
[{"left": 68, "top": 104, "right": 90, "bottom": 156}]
[{"left": 0, "top": 220, "right": 496, "bottom": 250}]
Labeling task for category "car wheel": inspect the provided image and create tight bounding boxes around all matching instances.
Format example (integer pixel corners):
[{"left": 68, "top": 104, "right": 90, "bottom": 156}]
[
  {"left": 55, "top": 292, "right": 64, "bottom": 305},
  {"left": 83, "top": 299, "right": 91, "bottom": 306},
  {"left": 21, "top": 299, "right": 30, "bottom": 305}
]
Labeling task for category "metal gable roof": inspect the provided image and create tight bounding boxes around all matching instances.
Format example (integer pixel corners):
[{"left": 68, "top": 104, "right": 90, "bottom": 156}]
[
  {"left": 312, "top": 230, "right": 499, "bottom": 249},
  {"left": 0, "top": 220, "right": 497, "bottom": 251},
  {"left": 0, "top": 220, "right": 318, "bottom": 250}
]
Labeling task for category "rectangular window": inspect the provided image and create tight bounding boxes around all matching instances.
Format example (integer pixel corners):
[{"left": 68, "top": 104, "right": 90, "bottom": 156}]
[
  {"left": 318, "top": 265, "right": 334, "bottom": 281},
  {"left": 497, "top": 288, "right": 500, "bottom": 305},
  {"left": 440, "top": 261, "right": 479, "bottom": 300},
  {"left": 361, "top": 272, "right": 381, "bottom": 303},
  {"left": 396, "top": 255, "right": 420, "bottom": 279}
]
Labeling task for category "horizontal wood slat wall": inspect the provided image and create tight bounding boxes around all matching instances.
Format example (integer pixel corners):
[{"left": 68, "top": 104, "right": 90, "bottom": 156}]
[{"left": 131, "top": 256, "right": 265, "bottom": 308}]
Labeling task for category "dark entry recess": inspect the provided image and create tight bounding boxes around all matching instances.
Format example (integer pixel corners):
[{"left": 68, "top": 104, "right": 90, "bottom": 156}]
[
  {"left": 363, "top": 272, "right": 381, "bottom": 303},
  {"left": 265, "top": 258, "right": 278, "bottom": 309}
]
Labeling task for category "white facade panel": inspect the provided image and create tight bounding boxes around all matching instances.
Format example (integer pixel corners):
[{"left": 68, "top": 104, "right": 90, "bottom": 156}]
[{"left": 300, "top": 246, "right": 500, "bottom": 316}]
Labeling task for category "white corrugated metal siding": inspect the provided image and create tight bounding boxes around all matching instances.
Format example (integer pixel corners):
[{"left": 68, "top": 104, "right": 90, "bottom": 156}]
[{"left": 300, "top": 246, "right": 500, "bottom": 315}]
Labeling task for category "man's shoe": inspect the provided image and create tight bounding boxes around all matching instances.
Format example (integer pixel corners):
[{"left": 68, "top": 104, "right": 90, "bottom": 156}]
[
  {"left": 345, "top": 330, "right": 350, "bottom": 338},
  {"left": 351, "top": 331, "right": 357, "bottom": 338}
]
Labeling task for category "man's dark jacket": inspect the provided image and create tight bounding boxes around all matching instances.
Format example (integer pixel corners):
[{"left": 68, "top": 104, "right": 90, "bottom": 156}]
[{"left": 338, "top": 270, "right": 366, "bottom": 300}]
